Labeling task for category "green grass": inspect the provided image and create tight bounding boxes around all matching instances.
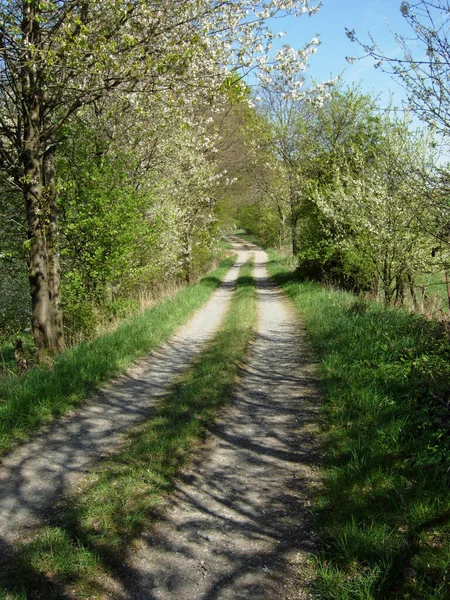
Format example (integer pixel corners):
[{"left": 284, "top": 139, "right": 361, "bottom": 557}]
[
  {"left": 265, "top": 248, "right": 450, "bottom": 600},
  {"left": 417, "top": 272, "right": 448, "bottom": 300},
  {"left": 0, "top": 335, "right": 35, "bottom": 375},
  {"left": 0, "top": 256, "right": 235, "bottom": 456},
  {"left": 0, "top": 260, "right": 257, "bottom": 600},
  {"left": 219, "top": 237, "right": 234, "bottom": 250},
  {"left": 415, "top": 272, "right": 450, "bottom": 318}
]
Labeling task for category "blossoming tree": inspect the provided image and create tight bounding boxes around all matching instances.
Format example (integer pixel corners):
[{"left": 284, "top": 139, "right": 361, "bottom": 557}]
[{"left": 0, "top": 0, "right": 320, "bottom": 353}]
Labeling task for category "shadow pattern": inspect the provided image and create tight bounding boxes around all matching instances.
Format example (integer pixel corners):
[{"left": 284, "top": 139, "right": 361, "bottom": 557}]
[{"left": 116, "top": 247, "right": 322, "bottom": 599}]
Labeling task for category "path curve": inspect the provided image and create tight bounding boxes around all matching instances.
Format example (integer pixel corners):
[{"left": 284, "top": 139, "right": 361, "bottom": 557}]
[
  {"left": 113, "top": 239, "right": 322, "bottom": 600},
  {"left": 0, "top": 240, "right": 252, "bottom": 547}
]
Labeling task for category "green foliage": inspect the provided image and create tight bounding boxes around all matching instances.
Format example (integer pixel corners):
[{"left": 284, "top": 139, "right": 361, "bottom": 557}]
[
  {"left": 58, "top": 122, "right": 157, "bottom": 304},
  {"left": 237, "top": 203, "right": 261, "bottom": 237},
  {"left": 0, "top": 335, "right": 35, "bottom": 376},
  {"left": 267, "top": 248, "right": 450, "bottom": 600},
  {"left": 106, "top": 298, "right": 140, "bottom": 320},
  {"left": 0, "top": 186, "right": 29, "bottom": 338},
  {"left": 246, "top": 82, "right": 447, "bottom": 304},
  {"left": 219, "top": 73, "right": 251, "bottom": 104},
  {"left": 61, "top": 271, "right": 98, "bottom": 343},
  {"left": 54, "top": 110, "right": 223, "bottom": 343}
]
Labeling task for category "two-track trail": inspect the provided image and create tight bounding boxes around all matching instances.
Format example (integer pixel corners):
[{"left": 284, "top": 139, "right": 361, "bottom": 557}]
[
  {"left": 0, "top": 238, "right": 321, "bottom": 600},
  {"left": 0, "top": 241, "right": 251, "bottom": 549},
  {"left": 112, "top": 239, "right": 322, "bottom": 600}
]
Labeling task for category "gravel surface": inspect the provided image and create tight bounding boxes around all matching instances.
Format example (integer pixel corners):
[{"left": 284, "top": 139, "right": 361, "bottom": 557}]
[
  {"left": 0, "top": 239, "right": 322, "bottom": 600},
  {"left": 110, "top": 239, "right": 322, "bottom": 600},
  {"left": 0, "top": 241, "right": 249, "bottom": 551}
]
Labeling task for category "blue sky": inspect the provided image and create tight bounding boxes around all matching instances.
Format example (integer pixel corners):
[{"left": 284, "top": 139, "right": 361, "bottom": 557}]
[{"left": 272, "top": 0, "right": 413, "bottom": 108}]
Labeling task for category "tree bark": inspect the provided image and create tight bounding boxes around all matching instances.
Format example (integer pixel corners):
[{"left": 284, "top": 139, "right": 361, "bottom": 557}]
[
  {"left": 23, "top": 127, "right": 58, "bottom": 350},
  {"left": 394, "top": 274, "right": 405, "bottom": 306},
  {"left": 445, "top": 272, "right": 450, "bottom": 313},
  {"left": 183, "top": 234, "right": 193, "bottom": 284},
  {"left": 22, "top": 1, "right": 61, "bottom": 353},
  {"left": 407, "top": 272, "right": 419, "bottom": 311},
  {"left": 382, "top": 258, "right": 393, "bottom": 307},
  {"left": 288, "top": 174, "right": 299, "bottom": 256},
  {"left": 43, "top": 145, "right": 65, "bottom": 350}
]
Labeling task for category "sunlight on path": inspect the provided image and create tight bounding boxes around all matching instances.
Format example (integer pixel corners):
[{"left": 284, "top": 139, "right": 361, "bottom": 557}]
[
  {"left": 120, "top": 239, "right": 322, "bottom": 600},
  {"left": 0, "top": 242, "right": 249, "bottom": 549}
]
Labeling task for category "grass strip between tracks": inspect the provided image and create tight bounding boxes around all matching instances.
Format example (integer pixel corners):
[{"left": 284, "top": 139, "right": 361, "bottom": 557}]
[
  {"left": 265, "top": 248, "right": 450, "bottom": 600},
  {"left": 1, "top": 259, "right": 257, "bottom": 600},
  {"left": 0, "top": 255, "right": 236, "bottom": 456}
]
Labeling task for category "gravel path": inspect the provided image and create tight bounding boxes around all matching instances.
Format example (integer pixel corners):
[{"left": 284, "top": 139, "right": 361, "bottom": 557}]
[
  {"left": 110, "top": 239, "right": 322, "bottom": 600},
  {"left": 0, "top": 241, "right": 250, "bottom": 550}
]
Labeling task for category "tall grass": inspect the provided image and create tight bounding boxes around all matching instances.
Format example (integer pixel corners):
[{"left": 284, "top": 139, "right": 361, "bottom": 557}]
[
  {"left": 0, "top": 260, "right": 257, "bottom": 600},
  {"left": 0, "top": 256, "right": 235, "bottom": 455},
  {"left": 266, "top": 249, "right": 450, "bottom": 599}
]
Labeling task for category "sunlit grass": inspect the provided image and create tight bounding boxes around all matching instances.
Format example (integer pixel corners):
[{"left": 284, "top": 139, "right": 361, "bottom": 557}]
[
  {"left": 266, "top": 247, "right": 450, "bottom": 600},
  {"left": 0, "top": 260, "right": 257, "bottom": 599}
]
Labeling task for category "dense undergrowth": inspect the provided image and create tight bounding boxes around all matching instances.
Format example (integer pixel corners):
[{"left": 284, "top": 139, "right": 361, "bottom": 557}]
[
  {"left": 0, "top": 255, "right": 235, "bottom": 456},
  {"left": 0, "top": 239, "right": 234, "bottom": 375},
  {"left": 266, "top": 248, "right": 450, "bottom": 599},
  {"left": 0, "top": 259, "right": 257, "bottom": 600}
]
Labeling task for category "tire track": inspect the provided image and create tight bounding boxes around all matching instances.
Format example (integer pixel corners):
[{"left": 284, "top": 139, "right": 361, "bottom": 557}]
[
  {"left": 0, "top": 240, "right": 251, "bottom": 546},
  {"left": 117, "top": 239, "right": 322, "bottom": 600}
]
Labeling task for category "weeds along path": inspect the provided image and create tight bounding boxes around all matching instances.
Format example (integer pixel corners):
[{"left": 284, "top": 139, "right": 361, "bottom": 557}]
[
  {"left": 0, "top": 241, "right": 251, "bottom": 547},
  {"left": 118, "top": 238, "right": 322, "bottom": 600}
]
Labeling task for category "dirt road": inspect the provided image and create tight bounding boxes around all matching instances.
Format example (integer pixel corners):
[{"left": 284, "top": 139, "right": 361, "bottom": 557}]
[
  {"left": 0, "top": 238, "right": 321, "bottom": 599},
  {"left": 0, "top": 242, "right": 250, "bottom": 546},
  {"left": 112, "top": 240, "right": 322, "bottom": 599}
]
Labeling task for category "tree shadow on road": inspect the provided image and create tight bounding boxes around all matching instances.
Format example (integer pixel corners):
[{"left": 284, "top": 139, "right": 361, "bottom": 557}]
[{"left": 0, "top": 255, "right": 323, "bottom": 600}]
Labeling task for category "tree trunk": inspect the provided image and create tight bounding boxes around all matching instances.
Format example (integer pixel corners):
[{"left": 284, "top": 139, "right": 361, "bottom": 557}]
[
  {"left": 23, "top": 139, "right": 59, "bottom": 350},
  {"left": 382, "top": 259, "right": 393, "bottom": 307},
  {"left": 394, "top": 274, "right": 405, "bottom": 306},
  {"left": 407, "top": 272, "right": 419, "bottom": 311},
  {"left": 43, "top": 146, "right": 65, "bottom": 350},
  {"left": 291, "top": 217, "right": 298, "bottom": 256},
  {"left": 288, "top": 172, "right": 299, "bottom": 256},
  {"left": 183, "top": 235, "right": 193, "bottom": 284},
  {"left": 22, "top": 1, "right": 61, "bottom": 354}
]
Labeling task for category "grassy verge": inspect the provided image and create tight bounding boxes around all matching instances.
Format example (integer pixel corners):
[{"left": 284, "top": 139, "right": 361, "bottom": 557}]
[
  {"left": 0, "top": 256, "right": 235, "bottom": 456},
  {"left": 266, "top": 249, "right": 450, "bottom": 600},
  {"left": 0, "top": 260, "right": 257, "bottom": 600},
  {"left": 219, "top": 237, "right": 234, "bottom": 250}
]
